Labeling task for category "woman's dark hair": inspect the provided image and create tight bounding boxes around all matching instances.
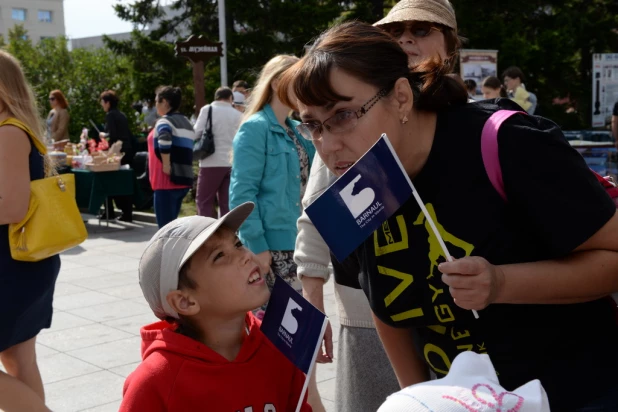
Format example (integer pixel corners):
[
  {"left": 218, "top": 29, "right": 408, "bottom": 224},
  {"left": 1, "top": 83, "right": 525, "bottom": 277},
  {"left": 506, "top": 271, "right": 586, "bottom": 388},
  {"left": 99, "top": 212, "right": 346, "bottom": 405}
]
[
  {"left": 50, "top": 89, "right": 69, "bottom": 109},
  {"left": 441, "top": 25, "right": 464, "bottom": 72},
  {"left": 100, "top": 90, "right": 119, "bottom": 109},
  {"left": 463, "top": 79, "right": 476, "bottom": 93},
  {"left": 233, "top": 80, "right": 249, "bottom": 89},
  {"left": 502, "top": 66, "right": 525, "bottom": 83},
  {"left": 156, "top": 86, "right": 182, "bottom": 112},
  {"left": 278, "top": 21, "right": 467, "bottom": 113},
  {"left": 482, "top": 76, "right": 508, "bottom": 97}
]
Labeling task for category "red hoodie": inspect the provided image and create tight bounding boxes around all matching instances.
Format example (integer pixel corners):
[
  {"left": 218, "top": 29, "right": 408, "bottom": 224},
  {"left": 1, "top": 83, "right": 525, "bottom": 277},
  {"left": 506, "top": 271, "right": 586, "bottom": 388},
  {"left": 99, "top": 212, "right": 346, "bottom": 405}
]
[{"left": 120, "top": 312, "right": 311, "bottom": 412}]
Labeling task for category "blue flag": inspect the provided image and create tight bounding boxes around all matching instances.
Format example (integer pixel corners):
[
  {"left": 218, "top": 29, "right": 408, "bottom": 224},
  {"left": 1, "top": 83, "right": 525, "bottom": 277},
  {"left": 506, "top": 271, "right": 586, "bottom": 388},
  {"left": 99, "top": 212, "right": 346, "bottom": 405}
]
[
  {"left": 305, "top": 134, "right": 414, "bottom": 262},
  {"left": 260, "top": 275, "right": 328, "bottom": 375}
]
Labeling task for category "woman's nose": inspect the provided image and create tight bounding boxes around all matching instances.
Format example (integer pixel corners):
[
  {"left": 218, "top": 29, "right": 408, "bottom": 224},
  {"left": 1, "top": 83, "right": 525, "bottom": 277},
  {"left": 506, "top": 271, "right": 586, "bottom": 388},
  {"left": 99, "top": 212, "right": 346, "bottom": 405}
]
[
  {"left": 317, "top": 133, "right": 344, "bottom": 156},
  {"left": 399, "top": 32, "right": 416, "bottom": 44}
]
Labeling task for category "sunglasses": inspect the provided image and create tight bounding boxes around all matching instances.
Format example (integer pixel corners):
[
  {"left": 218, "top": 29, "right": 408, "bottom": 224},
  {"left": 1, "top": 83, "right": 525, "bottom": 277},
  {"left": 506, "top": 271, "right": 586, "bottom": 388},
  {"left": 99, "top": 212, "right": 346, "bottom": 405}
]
[
  {"left": 383, "top": 21, "right": 442, "bottom": 39},
  {"left": 296, "top": 88, "right": 389, "bottom": 142},
  {"left": 49, "top": 97, "right": 56, "bottom": 101}
]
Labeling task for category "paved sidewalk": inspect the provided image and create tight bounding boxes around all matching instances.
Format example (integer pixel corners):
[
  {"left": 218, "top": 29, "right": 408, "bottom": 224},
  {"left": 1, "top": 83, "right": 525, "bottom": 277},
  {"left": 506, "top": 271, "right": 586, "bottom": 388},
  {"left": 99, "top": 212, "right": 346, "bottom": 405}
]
[{"left": 8, "top": 219, "right": 339, "bottom": 411}]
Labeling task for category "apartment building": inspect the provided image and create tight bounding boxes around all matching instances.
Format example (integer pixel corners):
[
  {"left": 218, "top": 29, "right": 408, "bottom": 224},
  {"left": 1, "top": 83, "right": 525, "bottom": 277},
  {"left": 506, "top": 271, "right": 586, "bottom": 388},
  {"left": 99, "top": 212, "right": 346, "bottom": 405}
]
[{"left": 0, "top": 0, "right": 65, "bottom": 42}]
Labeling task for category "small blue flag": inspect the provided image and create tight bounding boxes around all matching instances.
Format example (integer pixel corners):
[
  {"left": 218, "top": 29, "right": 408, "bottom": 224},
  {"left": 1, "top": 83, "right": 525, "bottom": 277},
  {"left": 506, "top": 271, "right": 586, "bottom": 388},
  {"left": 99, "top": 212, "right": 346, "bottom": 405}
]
[
  {"left": 305, "top": 134, "right": 414, "bottom": 262},
  {"left": 260, "top": 275, "right": 328, "bottom": 375}
]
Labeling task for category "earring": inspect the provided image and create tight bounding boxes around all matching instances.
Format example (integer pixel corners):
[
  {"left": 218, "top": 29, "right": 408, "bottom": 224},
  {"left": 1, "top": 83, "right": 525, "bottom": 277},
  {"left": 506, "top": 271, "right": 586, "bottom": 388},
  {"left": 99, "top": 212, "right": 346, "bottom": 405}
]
[{"left": 401, "top": 116, "right": 409, "bottom": 124}]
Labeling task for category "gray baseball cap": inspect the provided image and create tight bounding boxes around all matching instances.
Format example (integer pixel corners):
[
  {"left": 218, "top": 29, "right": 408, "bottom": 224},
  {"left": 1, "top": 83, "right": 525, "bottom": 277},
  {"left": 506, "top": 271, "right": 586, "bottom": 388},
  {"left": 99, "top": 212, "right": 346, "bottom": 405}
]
[{"left": 139, "top": 202, "right": 254, "bottom": 320}]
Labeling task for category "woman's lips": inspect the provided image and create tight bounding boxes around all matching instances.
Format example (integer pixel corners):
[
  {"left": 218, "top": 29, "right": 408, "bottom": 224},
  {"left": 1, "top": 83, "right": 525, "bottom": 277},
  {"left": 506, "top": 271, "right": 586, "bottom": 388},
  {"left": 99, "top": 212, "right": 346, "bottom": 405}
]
[{"left": 334, "top": 161, "right": 355, "bottom": 175}]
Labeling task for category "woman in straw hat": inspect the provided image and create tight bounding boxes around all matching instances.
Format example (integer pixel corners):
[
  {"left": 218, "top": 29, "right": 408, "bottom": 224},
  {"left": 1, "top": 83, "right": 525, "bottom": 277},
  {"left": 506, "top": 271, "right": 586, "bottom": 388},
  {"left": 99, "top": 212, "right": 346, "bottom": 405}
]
[
  {"left": 284, "top": 19, "right": 618, "bottom": 412},
  {"left": 295, "top": 1, "right": 464, "bottom": 411}
]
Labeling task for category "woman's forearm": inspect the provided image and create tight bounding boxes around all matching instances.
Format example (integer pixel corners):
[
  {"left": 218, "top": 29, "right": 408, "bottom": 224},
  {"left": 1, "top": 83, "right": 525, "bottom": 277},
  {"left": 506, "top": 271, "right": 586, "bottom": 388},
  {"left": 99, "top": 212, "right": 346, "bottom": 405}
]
[
  {"left": 372, "top": 313, "right": 429, "bottom": 388},
  {"left": 497, "top": 250, "right": 618, "bottom": 305},
  {"left": 302, "top": 276, "right": 326, "bottom": 312}
]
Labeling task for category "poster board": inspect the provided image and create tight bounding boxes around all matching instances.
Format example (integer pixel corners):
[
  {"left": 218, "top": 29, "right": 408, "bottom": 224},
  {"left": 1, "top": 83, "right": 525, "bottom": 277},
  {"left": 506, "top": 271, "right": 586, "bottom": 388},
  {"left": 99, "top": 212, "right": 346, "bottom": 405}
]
[
  {"left": 592, "top": 53, "right": 618, "bottom": 128},
  {"left": 460, "top": 49, "right": 499, "bottom": 98}
]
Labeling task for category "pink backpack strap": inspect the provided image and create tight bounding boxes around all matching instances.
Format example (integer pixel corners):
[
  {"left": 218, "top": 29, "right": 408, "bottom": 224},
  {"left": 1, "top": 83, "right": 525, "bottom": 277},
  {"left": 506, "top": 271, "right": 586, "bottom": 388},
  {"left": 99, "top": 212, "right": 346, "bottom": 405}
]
[{"left": 481, "top": 110, "right": 525, "bottom": 202}]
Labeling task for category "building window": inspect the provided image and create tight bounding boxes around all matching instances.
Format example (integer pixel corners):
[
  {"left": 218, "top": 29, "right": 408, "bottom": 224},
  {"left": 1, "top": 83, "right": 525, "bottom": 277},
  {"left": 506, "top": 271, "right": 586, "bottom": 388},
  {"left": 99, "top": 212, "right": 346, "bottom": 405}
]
[
  {"left": 12, "top": 8, "right": 27, "bottom": 21},
  {"left": 38, "top": 10, "right": 52, "bottom": 23}
]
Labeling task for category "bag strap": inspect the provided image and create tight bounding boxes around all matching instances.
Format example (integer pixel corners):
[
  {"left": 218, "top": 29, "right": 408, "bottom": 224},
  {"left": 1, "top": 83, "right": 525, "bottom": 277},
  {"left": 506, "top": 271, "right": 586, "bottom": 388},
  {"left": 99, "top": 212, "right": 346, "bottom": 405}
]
[
  {"left": 206, "top": 106, "right": 213, "bottom": 134},
  {"left": 0, "top": 118, "right": 47, "bottom": 155},
  {"left": 0, "top": 117, "right": 58, "bottom": 177},
  {"left": 480, "top": 110, "right": 524, "bottom": 202}
]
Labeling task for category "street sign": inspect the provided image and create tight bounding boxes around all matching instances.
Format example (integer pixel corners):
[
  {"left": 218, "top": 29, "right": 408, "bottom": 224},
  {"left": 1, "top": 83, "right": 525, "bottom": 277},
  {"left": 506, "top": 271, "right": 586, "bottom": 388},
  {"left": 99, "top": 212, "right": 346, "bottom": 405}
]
[
  {"left": 175, "top": 35, "right": 223, "bottom": 63},
  {"left": 174, "top": 35, "right": 224, "bottom": 117}
]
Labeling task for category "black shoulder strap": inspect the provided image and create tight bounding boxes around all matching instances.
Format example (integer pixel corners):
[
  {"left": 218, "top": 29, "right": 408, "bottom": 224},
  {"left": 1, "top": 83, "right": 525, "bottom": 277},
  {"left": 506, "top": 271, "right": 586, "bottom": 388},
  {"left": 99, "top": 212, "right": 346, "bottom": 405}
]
[{"left": 207, "top": 106, "right": 213, "bottom": 133}]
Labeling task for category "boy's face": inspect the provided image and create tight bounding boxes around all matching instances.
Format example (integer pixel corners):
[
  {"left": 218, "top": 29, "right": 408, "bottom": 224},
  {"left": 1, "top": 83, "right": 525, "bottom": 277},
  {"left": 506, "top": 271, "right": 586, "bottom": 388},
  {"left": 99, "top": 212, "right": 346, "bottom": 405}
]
[{"left": 180, "top": 227, "right": 269, "bottom": 317}]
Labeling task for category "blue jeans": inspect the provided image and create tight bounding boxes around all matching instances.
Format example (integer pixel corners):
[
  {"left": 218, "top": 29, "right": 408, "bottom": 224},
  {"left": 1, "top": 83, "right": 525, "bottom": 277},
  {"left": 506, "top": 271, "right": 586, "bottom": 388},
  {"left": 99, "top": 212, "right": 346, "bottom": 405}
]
[{"left": 154, "top": 188, "right": 190, "bottom": 228}]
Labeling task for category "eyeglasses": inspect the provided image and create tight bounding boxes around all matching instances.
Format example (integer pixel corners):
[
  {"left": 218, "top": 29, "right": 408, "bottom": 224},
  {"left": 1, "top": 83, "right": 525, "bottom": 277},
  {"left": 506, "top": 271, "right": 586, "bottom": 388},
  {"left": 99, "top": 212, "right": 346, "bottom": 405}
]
[
  {"left": 383, "top": 21, "right": 442, "bottom": 40},
  {"left": 49, "top": 97, "right": 56, "bottom": 101},
  {"left": 296, "top": 89, "right": 389, "bottom": 142}
]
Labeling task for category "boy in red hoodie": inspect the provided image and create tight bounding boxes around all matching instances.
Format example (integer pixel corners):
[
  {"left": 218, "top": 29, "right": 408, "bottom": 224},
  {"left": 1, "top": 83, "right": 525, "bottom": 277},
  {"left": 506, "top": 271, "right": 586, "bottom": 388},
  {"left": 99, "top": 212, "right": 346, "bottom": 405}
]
[{"left": 120, "top": 202, "right": 311, "bottom": 412}]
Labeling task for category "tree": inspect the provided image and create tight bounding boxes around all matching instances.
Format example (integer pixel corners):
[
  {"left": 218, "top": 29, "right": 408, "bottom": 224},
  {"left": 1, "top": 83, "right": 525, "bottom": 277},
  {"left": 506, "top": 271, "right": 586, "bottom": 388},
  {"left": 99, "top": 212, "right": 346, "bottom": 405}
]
[
  {"left": 107, "top": 0, "right": 347, "bottom": 107},
  {"left": 2, "top": 25, "right": 136, "bottom": 140},
  {"left": 105, "top": 29, "right": 192, "bottom": 110},
  {"left": 452, "top": 0, "right": 618, "bottom": 128}
]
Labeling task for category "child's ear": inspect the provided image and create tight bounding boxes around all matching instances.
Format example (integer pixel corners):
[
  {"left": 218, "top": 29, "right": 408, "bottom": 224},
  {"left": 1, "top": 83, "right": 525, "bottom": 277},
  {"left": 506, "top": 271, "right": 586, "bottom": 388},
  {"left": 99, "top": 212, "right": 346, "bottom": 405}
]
[{"left": 166, "top": 290, "right": 200, "bottom": 317}]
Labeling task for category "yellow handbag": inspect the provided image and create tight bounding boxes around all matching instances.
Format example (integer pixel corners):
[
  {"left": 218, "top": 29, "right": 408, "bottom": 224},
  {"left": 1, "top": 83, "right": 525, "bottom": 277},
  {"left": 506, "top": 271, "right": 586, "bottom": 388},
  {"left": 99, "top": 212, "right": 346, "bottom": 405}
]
[{"left": 2, "top": 118, "right": 87, "bottom": 262}]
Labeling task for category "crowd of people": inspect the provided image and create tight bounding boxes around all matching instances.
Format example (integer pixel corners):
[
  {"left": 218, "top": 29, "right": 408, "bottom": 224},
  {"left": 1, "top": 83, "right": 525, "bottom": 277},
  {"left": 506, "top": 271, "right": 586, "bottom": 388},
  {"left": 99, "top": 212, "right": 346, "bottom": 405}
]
[{"left": 1, "top": 0, "right": 618, "bottom": 411}]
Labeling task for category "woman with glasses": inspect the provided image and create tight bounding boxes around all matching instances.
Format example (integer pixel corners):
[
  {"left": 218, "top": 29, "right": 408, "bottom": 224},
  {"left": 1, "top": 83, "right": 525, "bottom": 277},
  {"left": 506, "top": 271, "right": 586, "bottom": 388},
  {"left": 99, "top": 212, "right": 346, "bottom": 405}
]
[
  {"left": 46, "top": 90, "right": 70, "bottom": 145},
  {"left": 229, "top": 55, "right": 316, "bottom": 305},
  {"left": 282, "top": 21, "right": 618, "bottom": 411},
  {"left": 294, "top": 1, "right": 461, "bottom": 411}
]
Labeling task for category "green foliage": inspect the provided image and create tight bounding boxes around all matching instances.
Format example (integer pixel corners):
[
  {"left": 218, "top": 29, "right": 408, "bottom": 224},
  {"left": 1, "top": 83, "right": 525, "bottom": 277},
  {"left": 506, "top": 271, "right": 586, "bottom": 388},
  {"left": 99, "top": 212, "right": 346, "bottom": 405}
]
[
  {"left": 105, "top": 29, "right": 192, "bottom": 109},
  {"left": 452, "top": 0, "right": 618, "bottom": 129},
  {"left": 3, "top": 25, "right": 136, "bottom": 141},
  {"left": 3, "top": 1, "right": 618, "bottom": 134},
  {"left": 107, "top": 0, "right": 347, "bottom": 108}
]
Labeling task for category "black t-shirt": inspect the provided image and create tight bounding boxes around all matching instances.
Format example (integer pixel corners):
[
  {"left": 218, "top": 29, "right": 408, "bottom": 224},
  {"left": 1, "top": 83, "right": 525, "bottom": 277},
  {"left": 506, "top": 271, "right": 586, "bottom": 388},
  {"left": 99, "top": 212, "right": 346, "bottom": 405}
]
[
  {"left": 613, "top": 101, "right": 618, "bottom": 116},
  {"left": 333, "top": 99, "right": 618, "bottom": 411},
  {"left": 105, "top": 109, "right": 133, "bottom": 151}
]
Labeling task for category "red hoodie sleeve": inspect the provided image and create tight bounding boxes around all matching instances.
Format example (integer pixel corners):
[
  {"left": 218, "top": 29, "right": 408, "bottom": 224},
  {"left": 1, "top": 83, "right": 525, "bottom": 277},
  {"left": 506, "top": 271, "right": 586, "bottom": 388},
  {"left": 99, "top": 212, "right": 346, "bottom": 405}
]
[
  {"left": 288, "top": 369, "right": 312, "bottom": 412},
  {"left": 119, "top": 369, "right": 167, "bottom": 412}
]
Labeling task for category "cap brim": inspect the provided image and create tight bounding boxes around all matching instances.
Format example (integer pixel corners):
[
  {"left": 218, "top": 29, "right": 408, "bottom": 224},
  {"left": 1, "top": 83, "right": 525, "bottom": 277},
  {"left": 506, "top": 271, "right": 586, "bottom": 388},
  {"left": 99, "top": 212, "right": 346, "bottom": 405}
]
[{"left": 179, "top": 202, "right": 254, "bottom": 267}]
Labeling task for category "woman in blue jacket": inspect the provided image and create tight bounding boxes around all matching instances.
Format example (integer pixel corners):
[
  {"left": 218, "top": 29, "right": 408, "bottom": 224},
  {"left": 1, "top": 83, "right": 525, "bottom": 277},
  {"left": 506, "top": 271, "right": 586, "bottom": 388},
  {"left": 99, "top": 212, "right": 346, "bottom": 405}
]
[{"left": 230, "top": 55, "right": 315, "bottom": 300}]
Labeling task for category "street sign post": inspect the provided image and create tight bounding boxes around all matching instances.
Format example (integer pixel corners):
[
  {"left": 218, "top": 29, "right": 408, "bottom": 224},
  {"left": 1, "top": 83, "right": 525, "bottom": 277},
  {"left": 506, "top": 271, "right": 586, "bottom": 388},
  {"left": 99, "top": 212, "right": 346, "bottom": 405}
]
[{"left": 175, "top": 35, "right": 224, "bottom": 117}]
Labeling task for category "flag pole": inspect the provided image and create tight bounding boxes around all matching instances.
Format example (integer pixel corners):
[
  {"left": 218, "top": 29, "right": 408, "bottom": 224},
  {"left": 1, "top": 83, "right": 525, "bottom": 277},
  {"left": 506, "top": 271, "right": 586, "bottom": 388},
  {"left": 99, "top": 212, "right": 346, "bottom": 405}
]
[
  {"left": 295, "top": 318, "right": 329, "bottom": 412},
  {"left": 410, "top": 189, "right": 479, "bottom": 319},
  {"left": 218, "top": 0, "right": 228, "bottom": 86},
  {"left": 382, "top": 135, "right": 479, "bottom": 319}
]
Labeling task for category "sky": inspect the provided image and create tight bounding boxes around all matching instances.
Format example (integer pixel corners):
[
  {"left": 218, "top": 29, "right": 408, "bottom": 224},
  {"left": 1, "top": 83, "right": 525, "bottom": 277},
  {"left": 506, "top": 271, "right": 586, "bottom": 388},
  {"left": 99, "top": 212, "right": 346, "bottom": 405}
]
[{"left": 63, "top": 0, "right": 141, "bottom": 39}]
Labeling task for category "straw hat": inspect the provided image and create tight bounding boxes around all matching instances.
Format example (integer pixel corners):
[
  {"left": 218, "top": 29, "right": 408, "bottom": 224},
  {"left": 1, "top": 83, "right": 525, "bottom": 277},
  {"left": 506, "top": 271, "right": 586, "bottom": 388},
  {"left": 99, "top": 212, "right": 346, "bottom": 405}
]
[{"left": 374, "top": 0, "right": 457, "bottom": 30}]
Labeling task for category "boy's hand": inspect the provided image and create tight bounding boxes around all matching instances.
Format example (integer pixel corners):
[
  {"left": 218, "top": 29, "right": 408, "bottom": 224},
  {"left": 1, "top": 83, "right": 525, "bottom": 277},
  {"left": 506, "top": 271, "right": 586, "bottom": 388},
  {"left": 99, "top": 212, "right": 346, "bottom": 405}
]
[
  {"left": 439, "top": 256, "right": 505, "bottom": 311},
  {"left": 256, "top": 250, "right": 272, "bottom": 273}
]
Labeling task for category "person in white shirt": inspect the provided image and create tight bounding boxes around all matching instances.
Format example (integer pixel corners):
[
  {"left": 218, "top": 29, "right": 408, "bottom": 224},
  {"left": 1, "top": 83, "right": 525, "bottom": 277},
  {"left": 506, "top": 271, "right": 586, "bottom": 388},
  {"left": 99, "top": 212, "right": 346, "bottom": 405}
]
[
  {"left": 142, "top": 99, "right": 158, "bottom": 129},
  {"left": 194, "top": 87, "right": 242, "bottom": 218}
]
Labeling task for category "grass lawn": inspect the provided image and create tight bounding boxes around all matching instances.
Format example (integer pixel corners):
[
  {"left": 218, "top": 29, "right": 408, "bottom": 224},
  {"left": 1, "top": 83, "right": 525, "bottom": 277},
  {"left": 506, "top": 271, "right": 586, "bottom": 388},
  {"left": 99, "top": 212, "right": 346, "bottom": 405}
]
[{"left": 179, "top": 197, "right": 197, "bottom": 217}]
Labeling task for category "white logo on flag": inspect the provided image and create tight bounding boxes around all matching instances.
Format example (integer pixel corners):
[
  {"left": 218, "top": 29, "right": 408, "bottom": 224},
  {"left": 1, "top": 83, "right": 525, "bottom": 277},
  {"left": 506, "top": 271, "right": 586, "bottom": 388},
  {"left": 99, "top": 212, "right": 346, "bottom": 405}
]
[
  {"left": 339, "top": 174, "right": 376, "bottom": 219},
  {"left": 281, "top": 298, "right": 303, "bottom": 334}
]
